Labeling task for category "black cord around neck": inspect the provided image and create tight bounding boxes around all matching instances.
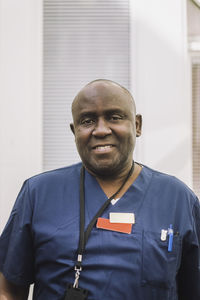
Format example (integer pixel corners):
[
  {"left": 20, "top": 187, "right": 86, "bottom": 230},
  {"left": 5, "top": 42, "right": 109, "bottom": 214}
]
[{"left": 77, "top": 161, "right": 135, "bottom": 264}]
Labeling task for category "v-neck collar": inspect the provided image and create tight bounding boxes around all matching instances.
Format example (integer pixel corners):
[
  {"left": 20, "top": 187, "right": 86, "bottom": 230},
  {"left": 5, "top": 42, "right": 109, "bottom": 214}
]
[{"left": 83, "top": 165, "right": 153, "bottom": 229}]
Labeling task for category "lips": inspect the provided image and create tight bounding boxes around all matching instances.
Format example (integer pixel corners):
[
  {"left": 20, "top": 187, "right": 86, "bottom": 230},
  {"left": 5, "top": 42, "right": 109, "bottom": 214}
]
[
  {"left": 91, "top": 144, "right": 115, "bottom": 153},
  {"left": 92, "top": 144, "right": 113, "bottom": 149}
]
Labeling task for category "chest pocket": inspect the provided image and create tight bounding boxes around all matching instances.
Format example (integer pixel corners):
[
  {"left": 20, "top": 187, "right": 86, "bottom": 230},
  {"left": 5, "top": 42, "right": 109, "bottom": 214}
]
[{"left": 141, "top": 230, "right": 181, "bottom": 289}]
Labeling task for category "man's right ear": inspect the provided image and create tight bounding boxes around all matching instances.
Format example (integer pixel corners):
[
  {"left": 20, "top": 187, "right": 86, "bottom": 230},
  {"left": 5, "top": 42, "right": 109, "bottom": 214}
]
[{"left": 70, "top": 123, "right": 75, "bottom": 135}]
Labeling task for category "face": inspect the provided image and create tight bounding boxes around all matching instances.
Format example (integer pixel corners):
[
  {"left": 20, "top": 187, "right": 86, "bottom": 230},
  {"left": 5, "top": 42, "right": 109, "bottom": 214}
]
[{"left": 71, "top": 81, "right": 142, "bottom": 178}]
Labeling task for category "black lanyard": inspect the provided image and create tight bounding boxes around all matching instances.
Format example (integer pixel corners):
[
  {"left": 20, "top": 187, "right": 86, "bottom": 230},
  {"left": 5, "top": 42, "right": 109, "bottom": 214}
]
[{"left": 73, "top": 161, "right": 134, "bottom": 288}]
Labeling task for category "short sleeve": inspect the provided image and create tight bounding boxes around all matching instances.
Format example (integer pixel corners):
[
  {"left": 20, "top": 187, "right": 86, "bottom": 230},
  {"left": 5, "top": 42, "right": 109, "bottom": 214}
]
[
  {"left": 177, "top": 197, "right": 200, "bottom": 300},
  {"left": 0, "top": 180, "right": 34, "bottom": 286}
]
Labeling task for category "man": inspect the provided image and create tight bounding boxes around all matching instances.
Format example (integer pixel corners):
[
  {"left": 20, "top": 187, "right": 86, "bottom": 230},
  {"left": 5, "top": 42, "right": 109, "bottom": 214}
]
[{"left": 0, "top": 79, "right": 199, "bottom": 300}]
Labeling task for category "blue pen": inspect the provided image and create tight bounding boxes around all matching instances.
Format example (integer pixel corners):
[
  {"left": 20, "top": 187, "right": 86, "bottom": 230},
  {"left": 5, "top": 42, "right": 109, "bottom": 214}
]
[{"left": 168, "top": 224, "right": 173, "bottom": 252}]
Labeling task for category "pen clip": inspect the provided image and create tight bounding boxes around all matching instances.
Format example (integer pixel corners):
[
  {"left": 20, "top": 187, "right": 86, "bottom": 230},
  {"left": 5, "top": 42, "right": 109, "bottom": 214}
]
[{"left": 161, "top": 229, "right": 168, "bottom": 241}]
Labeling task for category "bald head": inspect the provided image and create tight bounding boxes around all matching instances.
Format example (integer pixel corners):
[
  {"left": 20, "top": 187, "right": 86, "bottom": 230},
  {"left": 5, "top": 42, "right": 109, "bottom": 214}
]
[{"left": 71, "top": 79, "right": 136, "bottom": 119}]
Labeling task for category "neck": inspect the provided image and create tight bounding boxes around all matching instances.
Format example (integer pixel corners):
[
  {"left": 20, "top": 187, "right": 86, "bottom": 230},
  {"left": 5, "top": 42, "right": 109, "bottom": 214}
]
[
  {"left": 96, "top": 161, "right": 133, "bottom": 183},
  {"left": 94, "top": 162, "right": 141, "bottom": 199},
  {"left": 85, "top": 159, "right": 134, "bottom": 180}
]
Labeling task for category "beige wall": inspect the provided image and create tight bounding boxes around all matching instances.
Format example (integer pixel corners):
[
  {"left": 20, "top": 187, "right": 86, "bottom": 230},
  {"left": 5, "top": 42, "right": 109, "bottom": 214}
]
[
  {"left": 131, "top": 0, "right": 192, "bottom": 186},
  {"left": 0, "top": 0, "right": 43, "bottom": 230}
]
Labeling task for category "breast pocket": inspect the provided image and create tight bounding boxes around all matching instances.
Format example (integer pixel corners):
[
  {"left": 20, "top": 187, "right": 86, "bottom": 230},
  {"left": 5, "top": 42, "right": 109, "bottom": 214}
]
[{"left": 141, "top": 230, "right": 181, "bottom": 289}]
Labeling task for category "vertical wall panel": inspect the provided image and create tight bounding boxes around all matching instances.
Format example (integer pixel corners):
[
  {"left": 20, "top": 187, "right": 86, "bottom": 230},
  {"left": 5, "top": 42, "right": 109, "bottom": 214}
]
[
  {"left": 192, "top": 58, "right": 200, "bottom": 198},
  {"left": 43, "top": 0, "right": 130, "bottom": 170}
]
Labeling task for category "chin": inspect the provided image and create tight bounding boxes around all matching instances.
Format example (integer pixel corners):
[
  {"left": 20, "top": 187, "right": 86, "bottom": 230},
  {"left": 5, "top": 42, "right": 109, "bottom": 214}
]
[{"left": 85, "top": 160, "right": 123, "bottom": 178}]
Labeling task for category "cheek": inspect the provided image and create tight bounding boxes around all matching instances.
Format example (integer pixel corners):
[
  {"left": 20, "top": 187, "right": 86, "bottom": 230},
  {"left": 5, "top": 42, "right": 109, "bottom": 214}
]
[
  {"left": 75, "top": 128, "right": 91, "bottom": 148},
  {"left": 116, "top": 125, "right": 135, "bottom": 142},
  {"left": 121, "top": 129, "right": 136, "bottom": 151}
]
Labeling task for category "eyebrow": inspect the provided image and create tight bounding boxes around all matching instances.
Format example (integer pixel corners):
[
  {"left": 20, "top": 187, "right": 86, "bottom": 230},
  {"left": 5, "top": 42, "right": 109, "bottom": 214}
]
[{"left": 78, "top": 108, "right": 126, "bottom": 118}]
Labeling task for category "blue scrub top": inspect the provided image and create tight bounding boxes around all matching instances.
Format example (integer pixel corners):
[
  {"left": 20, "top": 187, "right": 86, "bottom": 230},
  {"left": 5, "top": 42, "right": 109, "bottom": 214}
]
[{"left": 0, "top": 163, "right": 200, "bottom": 300}]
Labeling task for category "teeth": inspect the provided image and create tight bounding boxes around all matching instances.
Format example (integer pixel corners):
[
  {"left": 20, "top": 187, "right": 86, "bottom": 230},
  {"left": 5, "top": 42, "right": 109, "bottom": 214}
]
[{"left": 95, "top": 145, "right": 112, "bottom": 151}]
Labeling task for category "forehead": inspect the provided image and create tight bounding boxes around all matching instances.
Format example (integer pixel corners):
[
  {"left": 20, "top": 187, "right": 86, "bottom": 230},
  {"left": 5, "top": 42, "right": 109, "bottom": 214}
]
[{"left": 72, "top": 82, "right": 135, "bottom": 116}]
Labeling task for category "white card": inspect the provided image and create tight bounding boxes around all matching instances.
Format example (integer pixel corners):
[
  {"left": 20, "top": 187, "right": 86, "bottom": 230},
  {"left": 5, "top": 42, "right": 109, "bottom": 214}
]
[{"left": 109, "top": 213, "right": 135, "bottom": 224}]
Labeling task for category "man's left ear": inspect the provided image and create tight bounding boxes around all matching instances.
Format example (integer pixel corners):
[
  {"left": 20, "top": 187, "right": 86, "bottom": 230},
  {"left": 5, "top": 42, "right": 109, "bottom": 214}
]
[
  {"left": 70, "top": 123, "right": 75, "bottom": 135},
  {"left": 135, "top": 114, "right": 142, "bottom": 137}
]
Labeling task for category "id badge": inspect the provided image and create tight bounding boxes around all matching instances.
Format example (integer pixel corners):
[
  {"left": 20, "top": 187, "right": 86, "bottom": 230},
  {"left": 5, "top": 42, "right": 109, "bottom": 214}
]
[{"left": 65, "top": 284, "right": 88, "bottom": 300}]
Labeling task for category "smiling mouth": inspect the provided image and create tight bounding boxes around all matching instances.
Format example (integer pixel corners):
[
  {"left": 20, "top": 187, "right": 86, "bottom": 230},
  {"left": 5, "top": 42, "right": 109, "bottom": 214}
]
[{"left": 92, "top": 145, "right": 114, "bottom": 152}]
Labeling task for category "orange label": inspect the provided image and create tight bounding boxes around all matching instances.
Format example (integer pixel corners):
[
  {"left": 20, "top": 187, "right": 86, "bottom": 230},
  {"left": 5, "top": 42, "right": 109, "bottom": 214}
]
[{"left": 96, "top": 217, "right": 132, "bottom": 234}]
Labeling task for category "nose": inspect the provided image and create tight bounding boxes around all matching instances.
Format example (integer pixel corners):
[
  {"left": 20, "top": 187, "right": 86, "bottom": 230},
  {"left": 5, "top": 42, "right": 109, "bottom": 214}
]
[{"left": 92, "top": 118, "right": 112, "bottom": 137}]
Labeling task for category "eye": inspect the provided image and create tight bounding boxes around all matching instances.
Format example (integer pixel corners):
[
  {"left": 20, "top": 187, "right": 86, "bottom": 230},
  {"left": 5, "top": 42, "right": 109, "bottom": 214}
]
[
  {"left": 80, "top": 118, "right": 95, "bottom": 126},
  {"left": 109, "top": 114, "right": 123, "bottom": 121}
]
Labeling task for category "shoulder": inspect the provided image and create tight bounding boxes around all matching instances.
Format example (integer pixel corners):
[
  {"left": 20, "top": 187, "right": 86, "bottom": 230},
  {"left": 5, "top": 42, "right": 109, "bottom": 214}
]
[
  {"left": 141, "top": 164, "right": 198, "bottom": 207},
  {"left": 26, "top": 162, "right": 82, "bottom": 190},
  {"left": 142, "top": 164, "right": 195, "bottom": 194}
]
